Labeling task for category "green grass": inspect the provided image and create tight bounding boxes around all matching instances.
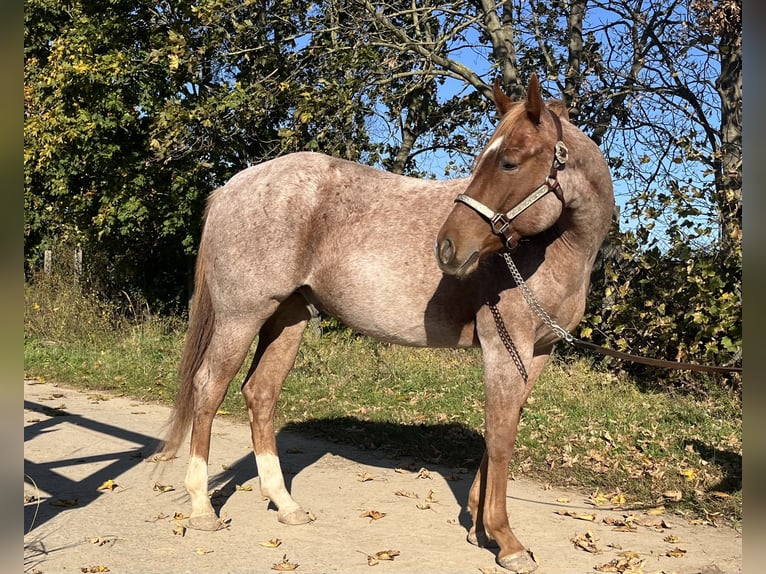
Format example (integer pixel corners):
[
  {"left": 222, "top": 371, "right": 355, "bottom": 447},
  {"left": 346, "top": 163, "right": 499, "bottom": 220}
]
[{"left": 24, "top": 274, "right": 742, "bottom": 526}]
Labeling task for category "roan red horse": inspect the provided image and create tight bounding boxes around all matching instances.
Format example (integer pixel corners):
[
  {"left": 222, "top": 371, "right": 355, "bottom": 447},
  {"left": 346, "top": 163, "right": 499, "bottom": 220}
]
[{"left": 159, "top": 74, "right": 614, "bottom": 573}]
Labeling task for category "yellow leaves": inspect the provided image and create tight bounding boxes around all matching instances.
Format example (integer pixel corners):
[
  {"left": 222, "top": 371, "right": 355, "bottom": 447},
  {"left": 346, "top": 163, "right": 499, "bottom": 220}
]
[
  {"left": 260, "top": 538, "right": 283, "bottom": 548},
  {"left": 271, "top": 554, "right": 299, "bottom": 571},
  {"left": 153, "top": 481, "right": 175, "bottom": 493},
  {"left": 646, "top": 506, "right": 665, "bottom": 516},
  {"left": 679, "top": 468, "right": 697, "bottom": 482},
  {"left": 359, "top": 549, "right": 400, "bottom": 566},
  {"left": 172, "top": 521, "right": 186, "bottom": 537},
  {"left": 235, "top": 484, "right": 253, "bottom": 492},
  {"left": 97, "top": 479, "right": 116, "bottom": 492},
  {"left": 80, "top": 566, "right": 110, "bottom": 573},
  {"left": 555, "top": 510, "right": 597, "bottom": 522},
  {"left": 168, "top": 54, "right": 180, "bottom": 71}
]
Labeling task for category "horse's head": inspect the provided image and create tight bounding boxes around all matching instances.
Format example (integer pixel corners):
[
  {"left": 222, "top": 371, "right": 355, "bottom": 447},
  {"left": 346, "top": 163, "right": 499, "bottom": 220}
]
[{"left": 435, "top": 74, "right": 569, "bottom": 277}]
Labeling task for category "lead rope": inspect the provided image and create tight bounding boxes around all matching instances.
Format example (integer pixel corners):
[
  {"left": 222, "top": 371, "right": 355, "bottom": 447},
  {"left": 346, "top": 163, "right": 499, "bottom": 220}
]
[
  {"left": 488, "top": 302, "right": 529, "bottom": 385},
  {"left": 499, "top": 252, "right": 743, "bottom": 375}
]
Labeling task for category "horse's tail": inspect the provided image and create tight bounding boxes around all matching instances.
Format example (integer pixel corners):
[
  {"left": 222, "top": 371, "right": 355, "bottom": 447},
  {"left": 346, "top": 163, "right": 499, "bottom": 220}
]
[{"left": 158, "top": 254, "right": 215, "bottom": 459}]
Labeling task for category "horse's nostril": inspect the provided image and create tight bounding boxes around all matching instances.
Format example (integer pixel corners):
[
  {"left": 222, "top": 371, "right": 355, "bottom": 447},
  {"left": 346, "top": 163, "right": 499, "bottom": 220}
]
[{"left": 437, "top": 238, "right": 454, "bottom": 266}]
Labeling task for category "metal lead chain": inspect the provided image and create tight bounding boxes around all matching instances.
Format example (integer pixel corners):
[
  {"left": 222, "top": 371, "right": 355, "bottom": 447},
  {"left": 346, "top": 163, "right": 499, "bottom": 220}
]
[
  {"left": 502, "top": 252, "right": 574, "bottom": 344},
  {"left": 488, "top": 302, "right": 529, "bottom": 385}
]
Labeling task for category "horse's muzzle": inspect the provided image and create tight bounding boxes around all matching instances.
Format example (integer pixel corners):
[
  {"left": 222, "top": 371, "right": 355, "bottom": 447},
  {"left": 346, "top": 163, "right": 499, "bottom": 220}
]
[{"left": 435, "top": 238, "right": 479, "bottom": 277}]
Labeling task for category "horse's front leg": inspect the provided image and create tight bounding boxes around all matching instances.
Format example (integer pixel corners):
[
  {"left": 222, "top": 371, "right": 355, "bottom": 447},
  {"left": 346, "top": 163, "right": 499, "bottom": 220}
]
[{"left": 468, "top": 350, "right": 551, "bottom": 573}]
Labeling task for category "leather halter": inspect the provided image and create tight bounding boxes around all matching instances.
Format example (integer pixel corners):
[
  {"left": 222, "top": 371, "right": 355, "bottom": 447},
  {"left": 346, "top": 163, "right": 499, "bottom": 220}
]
[{"left": 454, "top": 108, "right": 568, "bottom": 250}]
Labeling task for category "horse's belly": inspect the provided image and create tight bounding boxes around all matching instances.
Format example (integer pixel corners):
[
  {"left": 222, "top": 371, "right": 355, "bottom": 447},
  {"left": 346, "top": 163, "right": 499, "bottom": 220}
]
[{"left": 302, "top": 270, "right": 477, "bottom": 349}]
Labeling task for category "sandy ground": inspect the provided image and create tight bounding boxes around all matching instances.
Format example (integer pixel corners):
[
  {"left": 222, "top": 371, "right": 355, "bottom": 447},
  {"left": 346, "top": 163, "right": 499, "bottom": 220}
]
[{"left": 24, "top": 379, "right": 741, "bottom": 574}]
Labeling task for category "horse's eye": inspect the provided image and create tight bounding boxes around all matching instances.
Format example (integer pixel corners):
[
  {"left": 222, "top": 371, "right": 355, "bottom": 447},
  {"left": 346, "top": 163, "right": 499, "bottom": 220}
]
[{"left": 501, "top": 160, "right": 518, "bottom": 171}]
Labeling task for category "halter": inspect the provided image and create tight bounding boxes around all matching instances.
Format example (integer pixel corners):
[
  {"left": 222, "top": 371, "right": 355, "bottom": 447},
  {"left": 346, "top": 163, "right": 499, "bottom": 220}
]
[{"left": 454, "top": 108, "right": 569, "bottom": 250}]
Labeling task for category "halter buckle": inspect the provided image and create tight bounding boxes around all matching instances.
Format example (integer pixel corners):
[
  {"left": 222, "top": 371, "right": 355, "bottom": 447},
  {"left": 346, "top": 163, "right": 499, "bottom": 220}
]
[{"left": 491, "top": 213, "right": 510, "bottom": 235}]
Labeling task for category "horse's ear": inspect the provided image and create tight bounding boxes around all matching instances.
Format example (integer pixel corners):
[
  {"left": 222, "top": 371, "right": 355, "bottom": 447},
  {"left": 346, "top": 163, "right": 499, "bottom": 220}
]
[
  {"left": 525, "top": 73, "right": 543, "bottom": 125},
  {"left": 493, "top": 78, "right": 514, "bottom": 116}
]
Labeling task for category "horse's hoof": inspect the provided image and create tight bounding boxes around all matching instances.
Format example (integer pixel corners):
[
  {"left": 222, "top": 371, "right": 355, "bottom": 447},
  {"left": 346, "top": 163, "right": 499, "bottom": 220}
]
[
  {"left": 497, "top": 549, "right": 538, "bottom": 573},
  {"left": 277, "top": 508, "right": 313, "bottom": 525},
  {"left": 187, "top": 513, "right": 224, "bottom": 531},
  {"left": 467, "top": 530, "right": 499, "bottom": 548}
]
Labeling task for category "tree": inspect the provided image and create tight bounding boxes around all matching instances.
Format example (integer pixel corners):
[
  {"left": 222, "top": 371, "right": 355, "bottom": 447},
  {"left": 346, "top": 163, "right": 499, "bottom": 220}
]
[{"left": 24, "top": 0, "right": 379, "bottom": 308}]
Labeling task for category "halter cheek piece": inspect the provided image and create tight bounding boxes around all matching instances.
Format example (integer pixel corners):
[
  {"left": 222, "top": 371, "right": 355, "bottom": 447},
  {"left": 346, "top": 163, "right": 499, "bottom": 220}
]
[{"left": 454, "top": 108, "right": 568, "bottom": 250}]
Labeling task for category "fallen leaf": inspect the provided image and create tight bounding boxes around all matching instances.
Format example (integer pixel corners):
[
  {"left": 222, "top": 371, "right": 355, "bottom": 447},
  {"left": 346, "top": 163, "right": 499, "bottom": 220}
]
[
  {"left": 602, "top": 516, "right": 638, "bottom": 532},
  {"left": 172, "top": 522, "right": 186, "bottom": 537},
  {"left": 663, "top": 490, "right": 682, "bottom": 501},
  {"left": 97, "top": 479, "right": 116, "bottom": 492},
  {"left": 664, "top": 547, "right": 687, "bottom": 557},
  {"left": 359, "top": 510, "right": 386, "bottom": 521},
  {"left": 153, "top": 481, "right": 175, "bottom": 493},
  {"left": 571, "top": 531, "right": 601, "bottom": 554},
  {"left": 260, "top": 538, "right": 283, "bottom": 548},
  {"left": 374, "top": 550, "right": 400, "bottom": 561},
  {"left": 594, "top": 553, "right": 645, "bottom": 573},
  {"left": 173, "top": 511, "right": 189, "bottom": 520},
  {"left": 610, "top": 492, "right": 626, "bottom": 506},
  {"left": 357, "top": 472, "right": 375, "bottom": 482},
  {"left": 416, "top": 467, "right": 432, "bottom": 480},
  {"left": 590, "top": 489, "right": 610, "bottom": 507},
  {"left": 556, "top": 496, "right": 570, "bottom": 504},
  {"left": 271, "top": 554, "right": 298, "bottom": 571},
  {"left": 216, "top": 409, "right": 231, "bottom": 415},
  {"left": 394, "top": 490, "right": 419, "bottom": 499},
  {"left": 195, "top": 548, "right": 214, "bottom": 555},
  {"left": 679, "top": 468, "right": 696, "bottom": 482},
  {"left": 663, "top": 535, "right": 680, "bottom": 543},
  {"left": 86, "top": 537, "right": 117, "bottom": 546},
  {"left": 236, "top": 484, "right": 253, "bottom": 491},
  {"left": 80, "top": 566, "right": 110, "bottom": 573},
  {"left": 645, "top": 506, "right": 665, "bottom": 515},
  {"left": 425, "top": 489, "right": 438, "bottom": 503},
  {"left": 711, "top": 491, "right": 730, "bottom": 499},
  {"left": 394, "top": 467, "right": 411, "bottom": 474},
  {"left": 415, "top": 502, "right": 431, "bottom": 510}
]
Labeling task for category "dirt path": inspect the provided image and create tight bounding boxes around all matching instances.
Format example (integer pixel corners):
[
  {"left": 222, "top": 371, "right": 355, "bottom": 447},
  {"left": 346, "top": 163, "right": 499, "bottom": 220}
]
[{"left": 24, "top": 379, "right": 741, "bottom": 574}]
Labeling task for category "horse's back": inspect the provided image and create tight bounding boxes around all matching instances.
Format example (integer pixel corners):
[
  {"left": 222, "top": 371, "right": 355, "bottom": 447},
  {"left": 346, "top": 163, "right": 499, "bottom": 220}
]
[{"left": 200, "top": 153, "right": 478, "bottom": 346}]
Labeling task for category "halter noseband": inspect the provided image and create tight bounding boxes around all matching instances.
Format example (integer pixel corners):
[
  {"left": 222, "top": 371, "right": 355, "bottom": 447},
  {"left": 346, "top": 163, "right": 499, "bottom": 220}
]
[{"left": 454, "top": 108, "right": 568, "bottom": 250}]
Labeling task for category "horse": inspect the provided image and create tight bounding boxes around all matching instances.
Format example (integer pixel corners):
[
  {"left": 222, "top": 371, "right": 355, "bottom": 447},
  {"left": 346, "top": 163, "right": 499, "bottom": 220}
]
[{"left": 159, "top": 74, "right": 614, "bottom": 573}]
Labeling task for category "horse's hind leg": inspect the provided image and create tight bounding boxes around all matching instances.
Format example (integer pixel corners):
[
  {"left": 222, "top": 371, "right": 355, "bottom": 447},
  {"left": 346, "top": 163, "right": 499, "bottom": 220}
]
[
  {"left": 241, "top": 293, "right": 313, "bottom": 525},
  {"left": 185, "top": 319, "right": 261, "bottom": 531}
]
